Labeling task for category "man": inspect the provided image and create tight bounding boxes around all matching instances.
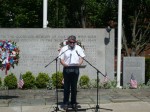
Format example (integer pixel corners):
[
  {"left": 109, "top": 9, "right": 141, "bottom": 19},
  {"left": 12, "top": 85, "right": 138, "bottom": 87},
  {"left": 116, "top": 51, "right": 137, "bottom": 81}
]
[{"left": 59, "top": 35, "right": 85, "bottom": 110}]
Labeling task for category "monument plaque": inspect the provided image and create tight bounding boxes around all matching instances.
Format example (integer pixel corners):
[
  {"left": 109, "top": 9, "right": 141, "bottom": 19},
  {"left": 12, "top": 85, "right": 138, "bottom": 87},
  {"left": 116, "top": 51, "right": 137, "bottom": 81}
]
[
  {"left": 0, "top": 28, "right": 114, "bottom": 81},
  {"left": 123, "top": 57, "right": 145, "bottom": 86}
]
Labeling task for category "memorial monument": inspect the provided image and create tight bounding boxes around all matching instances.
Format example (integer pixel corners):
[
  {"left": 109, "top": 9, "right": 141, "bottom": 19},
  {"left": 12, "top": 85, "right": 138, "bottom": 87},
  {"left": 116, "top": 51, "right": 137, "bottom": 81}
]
[
  {"left": 123, "top": 57, "right": 145, "bottom": 86},
  {"left": 0, "top": 28, "right": 114, "bottom": 81}
]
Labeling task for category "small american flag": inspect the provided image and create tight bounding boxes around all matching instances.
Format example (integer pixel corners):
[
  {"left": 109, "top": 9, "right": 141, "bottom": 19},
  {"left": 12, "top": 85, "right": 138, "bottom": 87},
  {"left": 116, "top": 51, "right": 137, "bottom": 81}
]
[
  {"left": 62, "top": 78, "right": 64, "bottom": 84},
  {"left": 18, "top": 74, "right": 24, "bottom": 89},
  {"left": 130, "top": 74, "right": 137, "bottom": 89},
  {"left": 103, "top": 73, "right": 108, "bottom": 83}
]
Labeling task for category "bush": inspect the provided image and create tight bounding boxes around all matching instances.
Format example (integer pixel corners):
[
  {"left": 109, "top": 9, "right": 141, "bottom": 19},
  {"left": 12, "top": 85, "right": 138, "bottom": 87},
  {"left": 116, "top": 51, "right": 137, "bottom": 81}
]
[
  {"left": 89, "top": 79, "right": 97, "bottom": 88},
  {"left": 100, "top": 79, "right": 117, "bottom": 89},
  {"left": 35, "top": 73, "right": 50, "bottom": 88},
  {"left": 22, "top": 71, "right": 35, "bottom": 89},
  {"left": 4, "top": 73, "right": 17, "bottom": 89},
  {"left": 79, "top": 75, "right": 90, "bottom": 89},
  {"left": 51, "top": 71, "right": 63, "bottom": 89},
  {"left": 46, "top": 78, "right": 54, "bottom": 90}
]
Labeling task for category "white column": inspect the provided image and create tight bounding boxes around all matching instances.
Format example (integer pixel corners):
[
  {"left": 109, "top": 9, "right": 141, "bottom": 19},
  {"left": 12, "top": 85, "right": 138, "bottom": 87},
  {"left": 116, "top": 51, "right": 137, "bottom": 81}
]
[
  {"left": 117, "top": 0, "right": 123, "bottom": 88},
  {"left": 43, "top": 0, "right": 48, "bottom": 28}
]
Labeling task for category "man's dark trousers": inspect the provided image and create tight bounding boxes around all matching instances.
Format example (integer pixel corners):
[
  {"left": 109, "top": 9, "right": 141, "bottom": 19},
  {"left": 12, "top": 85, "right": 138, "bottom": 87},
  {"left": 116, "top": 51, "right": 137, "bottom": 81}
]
[{"left": 63, "top": 66, "right": 79, "bottom": 105}]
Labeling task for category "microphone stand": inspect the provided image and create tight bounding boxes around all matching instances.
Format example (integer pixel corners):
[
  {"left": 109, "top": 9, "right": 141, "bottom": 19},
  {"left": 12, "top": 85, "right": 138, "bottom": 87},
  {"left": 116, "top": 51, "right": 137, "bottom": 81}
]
[
  {"left": 45, "top": 49, "right": 69, "bottom": 112},
  {"left": 84, "top": 58, "right": 112, "bottom": 112},
  {"left": 76, "top": 51, "right": 112, "bottom": 112}
]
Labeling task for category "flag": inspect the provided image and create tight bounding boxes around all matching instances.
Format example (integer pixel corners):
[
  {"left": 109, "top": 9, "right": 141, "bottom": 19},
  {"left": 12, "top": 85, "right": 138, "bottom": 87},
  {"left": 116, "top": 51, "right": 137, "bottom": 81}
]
[
  {"left": 18, "top": 74, "right": 24, "bottom": 89},
  {"left": 130, "top": 74, "right": 137, "bottom": 89},
  {"left": 62, "top": 78, "right": 64, "bottom": 84},
  {"left": 103, "top": 73, "right": 108, "bottom": 83}
]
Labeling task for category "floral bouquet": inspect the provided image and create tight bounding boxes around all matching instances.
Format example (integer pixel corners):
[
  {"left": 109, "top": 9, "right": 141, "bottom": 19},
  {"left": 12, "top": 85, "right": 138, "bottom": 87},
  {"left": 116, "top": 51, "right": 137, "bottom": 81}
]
[{"left": 0, "top": 40, "right": 20, "bottom": 75}]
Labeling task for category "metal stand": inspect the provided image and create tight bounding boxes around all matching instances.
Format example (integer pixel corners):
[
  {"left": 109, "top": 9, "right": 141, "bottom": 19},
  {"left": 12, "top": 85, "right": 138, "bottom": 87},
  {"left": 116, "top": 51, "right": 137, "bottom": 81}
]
[
  {"left": 86, "top": 70, "right": 112, "bottom": 112},
  {"left": 79, "top": 57, "right": 113, "bottom": 112},
  {"left": 45, "top": 49, "right": 69, "bottom": 112},
  {"left": 45, "top": 57, "right": 60, "bottom": 112},
  {"left": 55, "top": 58, "right": 59, "bottom": 111}
]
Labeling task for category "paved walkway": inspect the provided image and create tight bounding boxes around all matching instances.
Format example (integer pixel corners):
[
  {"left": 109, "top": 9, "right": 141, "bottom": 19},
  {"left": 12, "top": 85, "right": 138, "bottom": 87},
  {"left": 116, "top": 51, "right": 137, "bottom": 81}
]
[{"left": 0, "top": 88, "right": 150, "bottom": 112}]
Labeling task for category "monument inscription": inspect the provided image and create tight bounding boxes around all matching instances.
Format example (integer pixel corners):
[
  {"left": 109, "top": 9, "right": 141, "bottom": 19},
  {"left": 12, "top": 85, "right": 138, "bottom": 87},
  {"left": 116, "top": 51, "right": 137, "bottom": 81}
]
[
  {"left": 0, "top": 28, "right": 114, "bottom": 80},
  {"left": 123, "top": 57, "right": 145, "bottom": 86}
]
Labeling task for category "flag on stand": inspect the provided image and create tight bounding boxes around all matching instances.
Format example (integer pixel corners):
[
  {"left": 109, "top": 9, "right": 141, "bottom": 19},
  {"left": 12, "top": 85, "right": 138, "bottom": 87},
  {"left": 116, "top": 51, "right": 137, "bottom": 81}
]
[
  {"left": 61, "top": 78, "right": 64, "bottom": 84},
  {"left": 103, "top": 73, "right": 108, "bottom": 83},
  {"left": 18, "top": 74, "right": 24, "bottom": 89},
  {"left": 130, "top": 74, "right": 137, "bottom": 89}
]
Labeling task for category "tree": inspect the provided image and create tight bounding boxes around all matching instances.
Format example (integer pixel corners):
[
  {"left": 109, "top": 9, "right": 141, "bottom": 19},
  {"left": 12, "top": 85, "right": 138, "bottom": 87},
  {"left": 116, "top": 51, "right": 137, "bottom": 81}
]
[
  {"left": 122, "top": 0, "right": 150, "bottom": 56},
  {"left": 0, "top": 0, "right": 117, "bottom": 28},
  {"left": 0, "top": 0, "right": 43, "bottom": 28},
  {"left": 47, "top": 0, "right": 117, "bottom": 28},
  {"left": 84, "top": 0, "right": 117, "bottom": 28}
]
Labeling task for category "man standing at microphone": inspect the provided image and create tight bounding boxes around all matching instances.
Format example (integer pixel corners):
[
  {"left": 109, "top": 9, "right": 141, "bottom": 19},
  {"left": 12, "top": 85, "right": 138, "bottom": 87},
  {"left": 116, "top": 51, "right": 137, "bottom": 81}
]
[{"left": 59, "top": 35, "right": 85, "bottom": 110}]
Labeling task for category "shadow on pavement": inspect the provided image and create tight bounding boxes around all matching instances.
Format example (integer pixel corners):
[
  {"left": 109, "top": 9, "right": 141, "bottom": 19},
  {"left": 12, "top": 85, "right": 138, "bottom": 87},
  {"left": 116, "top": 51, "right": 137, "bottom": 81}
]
[{"left": 0, "top": 95, "right": 19, "bottom": 99}]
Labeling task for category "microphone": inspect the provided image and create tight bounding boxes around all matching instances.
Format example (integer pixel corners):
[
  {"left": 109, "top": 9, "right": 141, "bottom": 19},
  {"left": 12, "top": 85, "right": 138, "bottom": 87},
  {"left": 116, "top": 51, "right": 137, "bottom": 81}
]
[
  {"left": 70, "top": 53, "right": 72, "bottom": 58},
  {"left": 76, "top": 50, "right": 80, "bottom": 56},
  {"left": 69, "top": 53, "right": 72, "bottom": 64}
]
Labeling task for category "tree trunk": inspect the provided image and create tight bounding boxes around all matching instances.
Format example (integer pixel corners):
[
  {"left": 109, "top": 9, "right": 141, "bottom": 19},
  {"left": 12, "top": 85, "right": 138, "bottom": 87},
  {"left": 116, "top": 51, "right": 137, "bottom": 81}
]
[
  {"left": 122, "top": 25, "right": 130, "bottom": 56},
  {"left": 81, "top": 5, "right": 86, "bottom": 28}
]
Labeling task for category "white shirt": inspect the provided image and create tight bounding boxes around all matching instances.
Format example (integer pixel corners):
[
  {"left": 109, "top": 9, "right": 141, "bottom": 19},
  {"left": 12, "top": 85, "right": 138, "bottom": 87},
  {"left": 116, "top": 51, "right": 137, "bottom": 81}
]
[{"left": 59, "top": 45, "right": 85, "bottom": 66}]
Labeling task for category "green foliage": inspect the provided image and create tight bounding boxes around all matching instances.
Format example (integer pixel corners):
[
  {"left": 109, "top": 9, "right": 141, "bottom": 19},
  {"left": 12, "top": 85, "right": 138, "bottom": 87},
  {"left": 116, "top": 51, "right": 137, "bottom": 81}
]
[
  {"left": 146, "top": 79, "right": 150, "bottom": 87},
  {"left": 4, "top": 73, "right": 17, "bottom": 89},
  {"left": 46, "top": 78, "right": 54, "bottom": 90},
  {"left": 79, "top": 75, "right": 90, "bottom": 89},
  {"left": 48, "top": 0, "right": 68, "bottom": 27},
  {"left": 35, "top": 73, "right": 50, "bottom": 88},
  {"left": 87, "top": 77, "right": 117, "bottom": 89},
  {"left": 100, "top": 78, "right": 117, "bottom": 89},
  {"left": 88, "top": 79, "right": 97, "bottom": 88},
  {"left": 51, "top": 71, "right": 63, "bottom": 89},
  {"left": 0, "top": 0, "right": 117, "bottom": 28},
  {"left": 22, "top": 71, "right": 35, "bottom": 89},
  {"left": 122, "top": 0, "right": 150, "bottom": 56},
  {"left": 0, "top": 0, "right": 43, "bottom": 28},
  {"left": 85, "top": 0, "right": 115, "bottom": 27}
]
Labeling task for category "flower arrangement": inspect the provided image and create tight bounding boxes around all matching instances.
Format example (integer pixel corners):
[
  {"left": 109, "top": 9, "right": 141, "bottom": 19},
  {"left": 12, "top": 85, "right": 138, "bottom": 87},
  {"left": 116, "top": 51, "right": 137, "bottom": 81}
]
[{"left": 0, "top": 40, "right": 20, "bottom": 75}]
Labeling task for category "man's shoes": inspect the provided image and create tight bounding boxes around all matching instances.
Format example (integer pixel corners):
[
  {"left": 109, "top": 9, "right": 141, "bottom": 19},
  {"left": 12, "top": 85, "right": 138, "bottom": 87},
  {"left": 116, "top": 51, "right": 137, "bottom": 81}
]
[
  {"left": 63, "top": 104, "right": 68, "bottom": 110},
  {"left": 72, "top": 104, "right": 77, "bottom": 110}
]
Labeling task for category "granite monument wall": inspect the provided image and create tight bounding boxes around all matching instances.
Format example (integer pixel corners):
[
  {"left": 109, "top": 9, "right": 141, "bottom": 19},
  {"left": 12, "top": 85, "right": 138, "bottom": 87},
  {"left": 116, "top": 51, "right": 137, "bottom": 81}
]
[{"left": 0, "top": 28, "right": 114, "bottom": 81}]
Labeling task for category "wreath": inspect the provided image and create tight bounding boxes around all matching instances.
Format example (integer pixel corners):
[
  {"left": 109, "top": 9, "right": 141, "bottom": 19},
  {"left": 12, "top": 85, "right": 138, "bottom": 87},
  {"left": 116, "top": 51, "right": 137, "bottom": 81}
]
[{"left": 0, "top": 40, "right": 20, "bottom": 75}]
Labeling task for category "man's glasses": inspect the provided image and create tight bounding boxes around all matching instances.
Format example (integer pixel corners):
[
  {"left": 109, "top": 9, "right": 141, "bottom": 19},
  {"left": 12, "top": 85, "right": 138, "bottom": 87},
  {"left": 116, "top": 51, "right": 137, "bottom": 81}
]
[{"left": 69, "top": 42, "right": 75, "bottom": 44}]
